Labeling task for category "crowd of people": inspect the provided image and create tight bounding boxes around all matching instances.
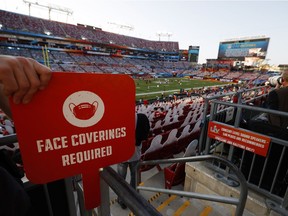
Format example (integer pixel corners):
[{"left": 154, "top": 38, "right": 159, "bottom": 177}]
[
  {"left": 0, "top": 46, "right": 275, "bottom": 86},
  {"left": 0, "top": 10, "right": 178, "bottom": 52}
]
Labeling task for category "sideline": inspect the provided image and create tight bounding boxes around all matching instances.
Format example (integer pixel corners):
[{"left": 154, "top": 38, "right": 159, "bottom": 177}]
[
  {"left": 136, "top": 83, "right": 229, "bottom": 96},
  {"left": 136, "top": 89, "right": 181, "bottom": 96}
]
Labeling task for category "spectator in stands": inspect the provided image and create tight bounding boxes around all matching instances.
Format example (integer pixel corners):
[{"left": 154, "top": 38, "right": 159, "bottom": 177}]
[
  {"left": 261, "top": 70, "right": 288, "bottom": 196},
  {"left": 232, "top": 86, "right": 240, "bottom": 104},
  {"left": 143, "top": 99, "right": 149, "bottom": 107},
  {"left": 267, "top": 70, "right": 288, "bottom": 130},
  {"left": 117, "top": 113, "right": 150, "bottom": 209},
  {"left": 154, "top": 107, "right": 167, "bottom": 118},
  {"left": 0, "top": 55, "right": 51, "bottom": 216}
]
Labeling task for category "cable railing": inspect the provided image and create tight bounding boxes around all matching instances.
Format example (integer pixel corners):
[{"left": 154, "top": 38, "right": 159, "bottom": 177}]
[
  {"left": 198, "top": 85, "right": 270, "bottom": 153},
  {"left": 200, "top": 93, "right": 288, "bottom": 215}
]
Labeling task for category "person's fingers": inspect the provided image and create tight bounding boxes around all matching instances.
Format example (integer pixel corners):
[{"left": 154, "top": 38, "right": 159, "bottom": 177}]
[
  {"left": 19, "top": 58, "right": 51, "bottom": 104},
  {"left": 0, "top": 56, "right": 19, "bottom": 96},
  {"left": 0, "top": 56, "right": 52, "bottom": 104},
  {"left": 32, "top": 59, "right": 52, "bottom": 90},
  {"left": 15, "top": 58, "right": 41, "bottom": 104},
  {"left": 0, "top": 57, "right": 29, "bottom": 104},
  {"left": 0, "top": 64, "right": 19, "bottom": 98}
]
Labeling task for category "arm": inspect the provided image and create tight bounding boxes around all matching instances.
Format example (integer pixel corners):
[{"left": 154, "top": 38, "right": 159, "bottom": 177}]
[
  {"left": 0, "top": 55, "right": 52, "bottom": 118},
  {"left": 267, "top": 90, "right": 278, "bottom": 110}
]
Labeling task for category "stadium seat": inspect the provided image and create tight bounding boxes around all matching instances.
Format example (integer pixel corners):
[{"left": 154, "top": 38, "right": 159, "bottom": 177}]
[
  {"left": 164, "top": 139, "right": 198, "bottom": 189},
  {"left": 177, "top": 120, "right": 202, "bottom": 153},
  {"left": 161, "top": 129, "right": 178, "bottom": 158},
  {"left": 141, "top": 134, "right": 163, "bottom": 171}
]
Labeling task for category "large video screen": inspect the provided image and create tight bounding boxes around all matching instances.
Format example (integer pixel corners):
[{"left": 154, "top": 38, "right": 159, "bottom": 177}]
[
  {"left": 188, "top": 46, "right": 200, "bottom": 63},
  {"left": 218, "top": 38, "right": 269, "bottom": 61}
]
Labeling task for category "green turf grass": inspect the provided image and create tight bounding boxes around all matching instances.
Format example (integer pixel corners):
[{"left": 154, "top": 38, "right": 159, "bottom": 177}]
[{"left": 135, "top": 77, "right": 231, "bottom": 101}]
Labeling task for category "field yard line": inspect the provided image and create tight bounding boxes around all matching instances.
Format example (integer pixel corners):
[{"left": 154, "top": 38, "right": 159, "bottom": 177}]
[
  {"left": 136, "top": 89, "right": 181, "bottom": 96},
  {"left": 136, "top": 83, "right": 228, "bottom": 96}
]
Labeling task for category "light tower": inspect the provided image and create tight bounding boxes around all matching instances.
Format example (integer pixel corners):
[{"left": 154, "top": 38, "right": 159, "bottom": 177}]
[
  {"left": 156, "top": 32, "right": 173, "bottom": 41},
  {"left": 167, "top": 32, "right": 172, "bottom": 41},
  {"left": 156, "top": 32, "right": 162, "bottom": 41},
  {"left": 107, "top": 22, "right": 134, "bottom": 35},
  {"left": 23, "top": 0, "right": 73, "bottom": 21}
]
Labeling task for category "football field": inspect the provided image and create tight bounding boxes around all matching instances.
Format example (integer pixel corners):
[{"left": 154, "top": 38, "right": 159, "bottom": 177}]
[{"left": 135, "top": 77, "right": 230, "bottom": 100}]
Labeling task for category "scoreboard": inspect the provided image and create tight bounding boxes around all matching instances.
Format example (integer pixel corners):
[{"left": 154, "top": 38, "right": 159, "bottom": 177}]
[
  {"left": 218, "top": 37, "right": 270, "bottom": 61},
  {"left": 188, "top": 45, "right": 200, "bottom": 63}
]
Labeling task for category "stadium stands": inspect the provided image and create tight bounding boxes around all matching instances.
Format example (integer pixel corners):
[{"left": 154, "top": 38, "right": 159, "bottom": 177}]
[
  {"left": 0, "top": 10, "right": 179, "bottom": 52},
  {"left": 2, "top": 8, "right": 288, "bottom": 215},
  {"left": 0, "top": 10, "right": 278, "bottom": 86}
]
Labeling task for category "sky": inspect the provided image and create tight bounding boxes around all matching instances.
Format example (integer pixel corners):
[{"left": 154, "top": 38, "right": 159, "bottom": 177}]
[{"left": 1, "top": 0, "right": 287, "bottom": 65}]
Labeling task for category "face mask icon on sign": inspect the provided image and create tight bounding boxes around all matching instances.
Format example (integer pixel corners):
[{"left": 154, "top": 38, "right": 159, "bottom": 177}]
[
  {"left": 63, "top": 91, "right": 104, "bottom": 127},
  {"left": 69, "top": 101, "right": 98, "bottom": 120}
]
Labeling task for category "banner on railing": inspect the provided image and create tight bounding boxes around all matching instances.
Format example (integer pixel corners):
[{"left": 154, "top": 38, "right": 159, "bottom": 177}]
[
  {"left": 208, "top": 121, "right": 271, "bottom": 157},
  {"left": 10, "top": 72, "right": 136, "bottom": 209}
]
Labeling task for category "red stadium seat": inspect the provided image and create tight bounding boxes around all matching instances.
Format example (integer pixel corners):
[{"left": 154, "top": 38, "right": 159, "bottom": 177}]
[{"left": 164, "top": 139, "right": 198, "bottom": 189}]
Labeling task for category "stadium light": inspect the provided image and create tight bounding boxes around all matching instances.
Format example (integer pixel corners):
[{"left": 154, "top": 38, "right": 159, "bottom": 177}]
[
  {"left": 167, "top": 32, "right": 173, "bottom": 41},
  {"left": 23, "top": 0, "right": 73, "bottom": 20},
  {"left": 156, "top": 32, "right": 162, "bottom": 41},
  {"left": 107, "top": 22, "right": 134, "bottom": 34},
  {"left": 44, "top": 30, "right": 51, "bottom": 36},
  {"left": 156, "top": 32, "right": 173, "bottom": 41}
]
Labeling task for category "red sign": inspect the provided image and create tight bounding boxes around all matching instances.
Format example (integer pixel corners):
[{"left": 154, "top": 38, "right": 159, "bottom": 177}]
[
  {"left": 208, "top": 121, "right": 271, "bottom": 157},
  {"left": 10, "top": 72, "right": 136, "bottom": 209}
]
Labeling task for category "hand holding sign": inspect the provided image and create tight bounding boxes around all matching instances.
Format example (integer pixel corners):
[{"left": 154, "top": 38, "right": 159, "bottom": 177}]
[{"left": 10, "top": 72, "right": 136, "bottom": 209}]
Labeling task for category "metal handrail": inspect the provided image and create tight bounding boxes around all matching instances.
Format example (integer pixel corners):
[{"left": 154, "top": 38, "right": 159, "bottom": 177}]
[
  {"left": 205, "top": 100, "right": 288, "bottom": 148},
  {"left": 199, "top": 85, "right": 270, "bottom": 152},
  {"left": 99, "top": 166, "right": 162, "bottom": 216},
  {"left": 210, "top": 100, "right": 288, "bottom": 118},
  {"left": 200, "top": 93, "right": 288, "bottom": 215},
  {"left": 0, "top": 134, "right": 17, "bottom": 146},
  {"left": 139, "top": 155, "right": 248, "bottom": 216}
]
